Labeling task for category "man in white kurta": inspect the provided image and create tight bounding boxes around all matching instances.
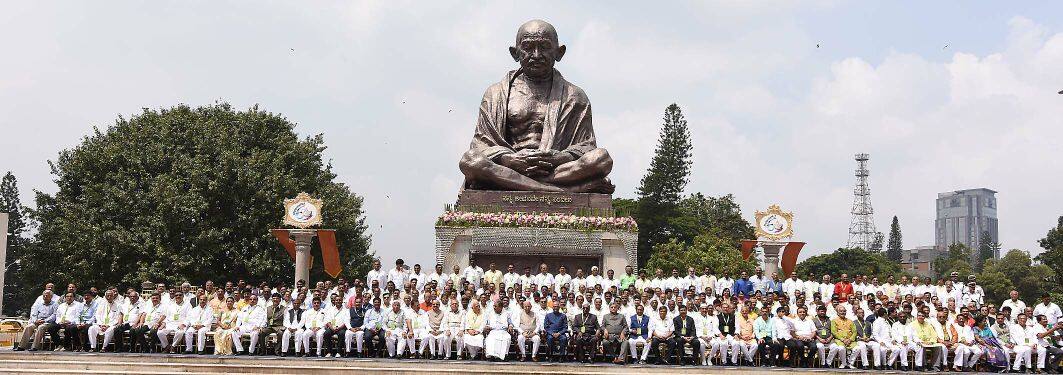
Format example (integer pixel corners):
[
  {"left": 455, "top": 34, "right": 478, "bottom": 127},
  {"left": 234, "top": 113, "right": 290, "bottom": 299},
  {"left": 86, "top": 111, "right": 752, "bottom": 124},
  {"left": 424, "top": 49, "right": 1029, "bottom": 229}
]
[
  {"left": 463, "top": 301, "right": 487, "bottom": 359},
  {"left": 485, "top": 303, "right": 513, "bottom": 361},
  {"left": 231, "top": 297, "right": 267, "bottom": 354},
  {"left": 157, "top": 293, "right": 191, "bottom": 352}
]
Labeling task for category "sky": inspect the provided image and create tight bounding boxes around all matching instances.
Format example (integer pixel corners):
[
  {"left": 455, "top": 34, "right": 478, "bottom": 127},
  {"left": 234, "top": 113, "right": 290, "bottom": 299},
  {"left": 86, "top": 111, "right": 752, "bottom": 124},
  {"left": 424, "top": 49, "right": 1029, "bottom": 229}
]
[{"left": 2, "top": 1, "right": 1062, "bottom": 269}]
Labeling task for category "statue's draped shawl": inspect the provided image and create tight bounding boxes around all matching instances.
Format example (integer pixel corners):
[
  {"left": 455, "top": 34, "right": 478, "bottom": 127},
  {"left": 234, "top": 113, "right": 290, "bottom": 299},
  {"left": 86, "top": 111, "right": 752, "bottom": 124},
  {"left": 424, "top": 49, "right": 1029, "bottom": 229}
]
[{"left": 467, "top": 69, "right": 597, "bottom": 163}]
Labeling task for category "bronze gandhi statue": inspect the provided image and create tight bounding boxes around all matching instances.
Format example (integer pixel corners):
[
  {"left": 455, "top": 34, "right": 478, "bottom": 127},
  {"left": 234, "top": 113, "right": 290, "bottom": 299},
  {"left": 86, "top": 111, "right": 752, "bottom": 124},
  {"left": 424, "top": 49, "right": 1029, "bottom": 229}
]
[{"left": 458, "top": 20, "right": 614, "bottom": 194}]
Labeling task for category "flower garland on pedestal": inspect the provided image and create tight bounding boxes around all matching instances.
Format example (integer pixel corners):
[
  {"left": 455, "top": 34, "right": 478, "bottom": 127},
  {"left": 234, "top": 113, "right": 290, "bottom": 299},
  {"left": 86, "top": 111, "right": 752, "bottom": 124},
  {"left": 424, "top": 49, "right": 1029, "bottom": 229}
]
[{"left": 436, "top": 211, "right": 638, "bottom": 232}]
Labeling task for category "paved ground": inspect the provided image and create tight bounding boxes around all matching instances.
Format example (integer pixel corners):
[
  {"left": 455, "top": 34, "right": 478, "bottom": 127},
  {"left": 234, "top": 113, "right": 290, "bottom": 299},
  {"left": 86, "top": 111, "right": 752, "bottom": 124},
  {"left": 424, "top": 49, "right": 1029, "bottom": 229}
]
[{"left": 0, "top": 350, "right": 991, "bottom": 375}]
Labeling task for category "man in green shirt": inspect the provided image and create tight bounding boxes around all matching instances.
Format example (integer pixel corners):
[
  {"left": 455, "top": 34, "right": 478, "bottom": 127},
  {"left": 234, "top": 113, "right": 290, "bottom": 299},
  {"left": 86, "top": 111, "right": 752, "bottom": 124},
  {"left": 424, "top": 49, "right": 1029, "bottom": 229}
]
[{"left": 619, "top": 265, "right": 637, "bottom": 291}]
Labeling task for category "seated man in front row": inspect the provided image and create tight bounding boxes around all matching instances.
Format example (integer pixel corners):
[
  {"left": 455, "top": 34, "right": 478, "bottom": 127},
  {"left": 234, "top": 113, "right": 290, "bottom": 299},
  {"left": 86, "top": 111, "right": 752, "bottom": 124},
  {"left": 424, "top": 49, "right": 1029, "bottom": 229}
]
[{"left": 458, "top": 19, "right": 613, "bottom": 194}]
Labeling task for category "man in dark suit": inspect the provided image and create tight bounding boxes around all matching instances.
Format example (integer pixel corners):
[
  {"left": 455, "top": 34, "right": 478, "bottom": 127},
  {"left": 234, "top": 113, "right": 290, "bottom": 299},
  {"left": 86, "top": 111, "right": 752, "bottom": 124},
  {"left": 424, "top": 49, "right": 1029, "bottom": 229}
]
[
  {"left": 258, "top": 294, "right": 286, "bottom": 355},
  {"left": 571, "top": 302, "right": 601, "bottom": 363},
  {"left": 543, "top": 301, "right": 570, "bottom": 362},
  {"left": 671, "top": 305, "right": 700, "bottom": 366}
]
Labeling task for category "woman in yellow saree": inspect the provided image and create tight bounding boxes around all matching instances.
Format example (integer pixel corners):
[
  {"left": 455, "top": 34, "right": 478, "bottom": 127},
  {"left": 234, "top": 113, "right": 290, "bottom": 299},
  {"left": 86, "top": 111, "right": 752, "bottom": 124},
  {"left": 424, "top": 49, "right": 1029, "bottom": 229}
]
[{"left": 213, "top": 297, "right": 238, "bottom": 355}]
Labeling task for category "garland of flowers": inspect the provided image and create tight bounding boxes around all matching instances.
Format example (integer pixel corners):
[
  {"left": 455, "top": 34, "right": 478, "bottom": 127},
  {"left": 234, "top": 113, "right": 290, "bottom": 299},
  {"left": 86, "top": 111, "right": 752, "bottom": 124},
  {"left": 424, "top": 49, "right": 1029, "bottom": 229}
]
[{"left": 437, "top": 211, "right": 638, "bottom": 232}]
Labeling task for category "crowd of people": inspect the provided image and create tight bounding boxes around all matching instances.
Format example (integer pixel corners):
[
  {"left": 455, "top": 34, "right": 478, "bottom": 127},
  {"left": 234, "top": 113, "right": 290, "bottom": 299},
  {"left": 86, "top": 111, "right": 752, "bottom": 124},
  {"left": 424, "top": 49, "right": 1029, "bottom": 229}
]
[{"left": 11, "top": 258, "right": 1063, "bottom": 373}]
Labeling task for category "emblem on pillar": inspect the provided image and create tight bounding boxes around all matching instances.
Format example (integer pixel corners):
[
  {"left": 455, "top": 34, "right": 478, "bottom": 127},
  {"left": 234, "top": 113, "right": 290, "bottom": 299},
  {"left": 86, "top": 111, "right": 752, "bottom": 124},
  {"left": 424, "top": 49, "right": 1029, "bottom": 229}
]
[
  {"left": 283, "top": 192, "right": 323, "bottom": 228},
  {"left": 742, "top": 204, "right": 805, "bottom": 278},
  {"left": 272, "top": 192, "right": 342, "bottom": 286}
]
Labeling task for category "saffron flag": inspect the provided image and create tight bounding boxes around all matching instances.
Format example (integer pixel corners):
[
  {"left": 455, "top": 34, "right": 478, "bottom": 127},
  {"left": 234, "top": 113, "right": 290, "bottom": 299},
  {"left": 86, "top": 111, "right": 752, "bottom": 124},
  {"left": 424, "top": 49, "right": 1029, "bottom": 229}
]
[
  {"left": 271, "top": 229, "right": 297, "bottom": 261},
  {"left": 740, "top": 240, "right": 758, "bottom": 261},
  {"left": 317, "top": 229, "right": 342, "bottom": 278},
  {"left": 781, "top": 242, "right": 806, "bottom": 277}
]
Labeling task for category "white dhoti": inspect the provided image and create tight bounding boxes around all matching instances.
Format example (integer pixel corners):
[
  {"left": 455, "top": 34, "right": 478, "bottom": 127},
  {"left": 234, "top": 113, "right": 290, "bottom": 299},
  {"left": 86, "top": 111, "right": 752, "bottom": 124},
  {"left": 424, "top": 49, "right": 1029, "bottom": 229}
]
[
  {"left": 463, "top": 333, "right": 485, "bottom": 358},
  {"left": 485, "top": 330, "right": 511, "bottom": 360},
  {"left": 184, "top": 327, "right": 209, "bottom": 353}
]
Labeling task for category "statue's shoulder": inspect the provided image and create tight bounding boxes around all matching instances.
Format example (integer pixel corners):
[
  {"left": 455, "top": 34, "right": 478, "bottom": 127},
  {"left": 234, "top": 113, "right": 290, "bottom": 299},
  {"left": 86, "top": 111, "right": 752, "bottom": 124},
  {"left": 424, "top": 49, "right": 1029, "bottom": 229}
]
[{"left": 556, "top": 72, "right": 590, "bottom": 104}]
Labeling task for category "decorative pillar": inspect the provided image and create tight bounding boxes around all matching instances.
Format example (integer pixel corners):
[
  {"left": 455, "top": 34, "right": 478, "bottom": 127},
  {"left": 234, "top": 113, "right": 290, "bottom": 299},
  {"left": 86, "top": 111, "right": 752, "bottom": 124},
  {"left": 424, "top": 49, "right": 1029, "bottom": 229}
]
[
  {"left": 289, "top": 229, "right": 317, "bottom": 287},
  {"left": 760, "top": 241, "right": 784, "bottom": 278}
]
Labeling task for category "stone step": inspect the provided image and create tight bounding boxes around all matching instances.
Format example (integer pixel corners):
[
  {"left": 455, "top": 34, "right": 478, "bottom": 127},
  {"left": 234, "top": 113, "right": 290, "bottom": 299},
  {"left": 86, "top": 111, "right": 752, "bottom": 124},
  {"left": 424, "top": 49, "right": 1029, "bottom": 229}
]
[{"left": 0, "top": 351, "right": 863, "bottom": 374}]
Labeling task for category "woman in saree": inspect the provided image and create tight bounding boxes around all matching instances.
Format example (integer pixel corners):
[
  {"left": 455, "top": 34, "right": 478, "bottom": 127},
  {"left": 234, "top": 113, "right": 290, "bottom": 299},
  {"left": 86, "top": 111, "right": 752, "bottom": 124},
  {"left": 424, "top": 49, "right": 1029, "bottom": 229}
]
[
  {"left": 973, "top": 315, "right": 1009, "bottom": 372},
  {"left": 213, "top": 297, "right": 239, "bottom": 355}
]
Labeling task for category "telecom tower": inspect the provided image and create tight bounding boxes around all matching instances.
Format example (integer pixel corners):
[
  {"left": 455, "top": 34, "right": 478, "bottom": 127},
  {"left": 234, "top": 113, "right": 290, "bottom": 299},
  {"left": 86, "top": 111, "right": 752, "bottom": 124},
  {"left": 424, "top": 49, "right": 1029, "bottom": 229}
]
[{"left": 847, "top": 153, "right": 881, "bottom": 250}]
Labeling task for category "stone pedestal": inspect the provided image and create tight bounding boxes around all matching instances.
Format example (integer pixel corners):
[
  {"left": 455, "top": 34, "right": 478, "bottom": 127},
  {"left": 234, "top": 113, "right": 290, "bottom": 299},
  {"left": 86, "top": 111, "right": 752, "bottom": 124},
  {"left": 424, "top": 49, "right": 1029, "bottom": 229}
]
[
  {"left": 760, "top": 241, "right": 784, "bottom": 278},
  {"left": 436, "top": 190, "right": 638, "bottom": 273}
]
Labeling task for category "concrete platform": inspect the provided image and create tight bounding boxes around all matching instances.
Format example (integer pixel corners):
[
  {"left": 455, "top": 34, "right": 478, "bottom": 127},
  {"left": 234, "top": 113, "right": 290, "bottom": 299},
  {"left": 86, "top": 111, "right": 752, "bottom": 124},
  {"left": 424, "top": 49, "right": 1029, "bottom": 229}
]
[{"left": 0, "top": 350, "right": 944, "bottom": 375}]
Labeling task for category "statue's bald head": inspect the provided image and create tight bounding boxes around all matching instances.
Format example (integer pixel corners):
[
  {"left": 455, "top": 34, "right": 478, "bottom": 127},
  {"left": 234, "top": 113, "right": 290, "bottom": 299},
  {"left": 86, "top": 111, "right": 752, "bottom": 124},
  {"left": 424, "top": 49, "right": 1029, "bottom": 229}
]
[
  {"left": 515, "top": 19, "right": 558, "bottom": 46},
  {"left": 510, "top": 19, "right": 565, "bottom": 80}
]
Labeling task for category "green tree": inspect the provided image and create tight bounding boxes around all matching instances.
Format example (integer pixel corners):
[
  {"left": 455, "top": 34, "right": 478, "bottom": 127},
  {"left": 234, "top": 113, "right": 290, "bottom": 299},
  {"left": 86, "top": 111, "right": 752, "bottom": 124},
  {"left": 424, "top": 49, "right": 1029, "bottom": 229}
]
[
  {"left": 795, "top": 247, "right": 905, "bottom": 279},
  {"left": 976, "top": 258, "right": 1014, "bottom": 304},
  {"left": 886, "top": 216, "right": 903, "bottom": 263},
  {"left": 24, "top": 103, "right": 374, "bottom": 295},
  {"left": 670, "top": 193, "right": 755, "bottom": 245},
  {"left": 932, "top": 243, "right": 974, "bottom": 279},
  {"left": 1037, "top": 216, "right": 1063, "bottom": 292},
  {"left": 992, "top": 249, "right": 1057, "bottom": 303},
  {"left": 635, "top": 104, "right": 692, "bottom": 266},
  {"left": 645, "top": 233, "right": 755, "bottom": 277},
  {"left": 611, "top": 198, "right": 638, "bottom": 218},
  {"left": 975, "top": 230, "right": 997, "bottom": 272},
  {"left": 1, "top": 172, "right": 30, "bottom": 315}
]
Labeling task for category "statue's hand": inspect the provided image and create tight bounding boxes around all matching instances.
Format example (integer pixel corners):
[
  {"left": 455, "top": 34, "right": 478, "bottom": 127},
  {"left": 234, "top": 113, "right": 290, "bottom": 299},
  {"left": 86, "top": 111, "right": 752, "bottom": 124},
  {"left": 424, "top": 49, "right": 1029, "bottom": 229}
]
[
  {"left": 499, "top": 153, "right": 534, "bottom": 174},
  {"left": 526, "top": 150, "right": 573, "bottom": 170}
]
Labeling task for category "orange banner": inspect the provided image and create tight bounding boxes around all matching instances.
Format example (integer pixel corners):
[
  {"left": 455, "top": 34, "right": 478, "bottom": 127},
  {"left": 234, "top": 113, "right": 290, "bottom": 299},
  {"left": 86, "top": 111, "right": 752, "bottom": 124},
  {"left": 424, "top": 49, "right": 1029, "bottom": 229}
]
[
  {"left": 740, "top": 240, "right": 758, "bottom": 261},
  {"left": 271, "top": 229, "right": 296, "bottom": 261},
  {"left": 781, "top": 242, "right": 806, "bottom": 277},
  {"left": 317, "top": 229, "right": 342, "bottom": 278}
]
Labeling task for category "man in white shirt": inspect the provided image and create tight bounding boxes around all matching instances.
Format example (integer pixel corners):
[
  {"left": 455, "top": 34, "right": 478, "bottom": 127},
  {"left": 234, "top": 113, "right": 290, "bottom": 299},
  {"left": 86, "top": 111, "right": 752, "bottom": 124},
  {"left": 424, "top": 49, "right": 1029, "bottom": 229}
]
[
  {"left": 322, "top": 295, "right": 350, "bottom": 357},
  {"left": 300, "top": 298, "right": 328, "bottom": 356},
  {"left": 231, "top": 296, "right": 267, "bottom": 355},
  {"left": 1033, "top": 293, "right": 1063, "bottom": 326},
  {"left": 87, "top": 290, "right": 121, "bottom": 352},
  {"left": 366, "top": 260, "right": 387, "bottom": 290},
  {"left": 533, "top": 264, "right": 554, "bottom": 289},
  {"left": 484, "top": 303, "right": 513, "bottom": 360},
  {"left": 156, "top": 292, "right": 191, "bottom": 353},
  {"left": 1009, "top": 313, "right": 1036, "bottom": 372},
  {"left": 555, "top": 266, "right": 574, "bottom": 293},
  {"left": 463, "top": 262, "right": 485, "bottom": 289},
  {"left": 503, "top": 264, "right": 521, "bottom": 291},
  {"left": 1001, "top": 290, "right": 1027, "bottom": 321},
  {"left": 694, "top": 304, "right": 720, "bottom": 365},
  {"left": 181, "top": 295, "right": 213, "bottom": 354},
  {"left": 388, "top": 259, "right": 410, "bottom": 290},
  {"left": 782, "top": 273, "right": 802, "bottom": 304},
  {"left": 649, "top": 305, "right": 674, "bottom": 365}
]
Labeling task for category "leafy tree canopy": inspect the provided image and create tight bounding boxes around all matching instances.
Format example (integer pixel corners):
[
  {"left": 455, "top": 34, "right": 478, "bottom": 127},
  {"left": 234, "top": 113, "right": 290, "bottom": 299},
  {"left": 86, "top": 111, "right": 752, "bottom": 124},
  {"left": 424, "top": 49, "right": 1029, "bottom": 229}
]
[
  {"left": 795, "top": 247, "right": 905, "bottom": 279},
  {"left": 23, "top": 103, "right": 373, "bottom": 297},
  {"left": 645, "top": 233, "right": 755, "bottom": 277}
]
